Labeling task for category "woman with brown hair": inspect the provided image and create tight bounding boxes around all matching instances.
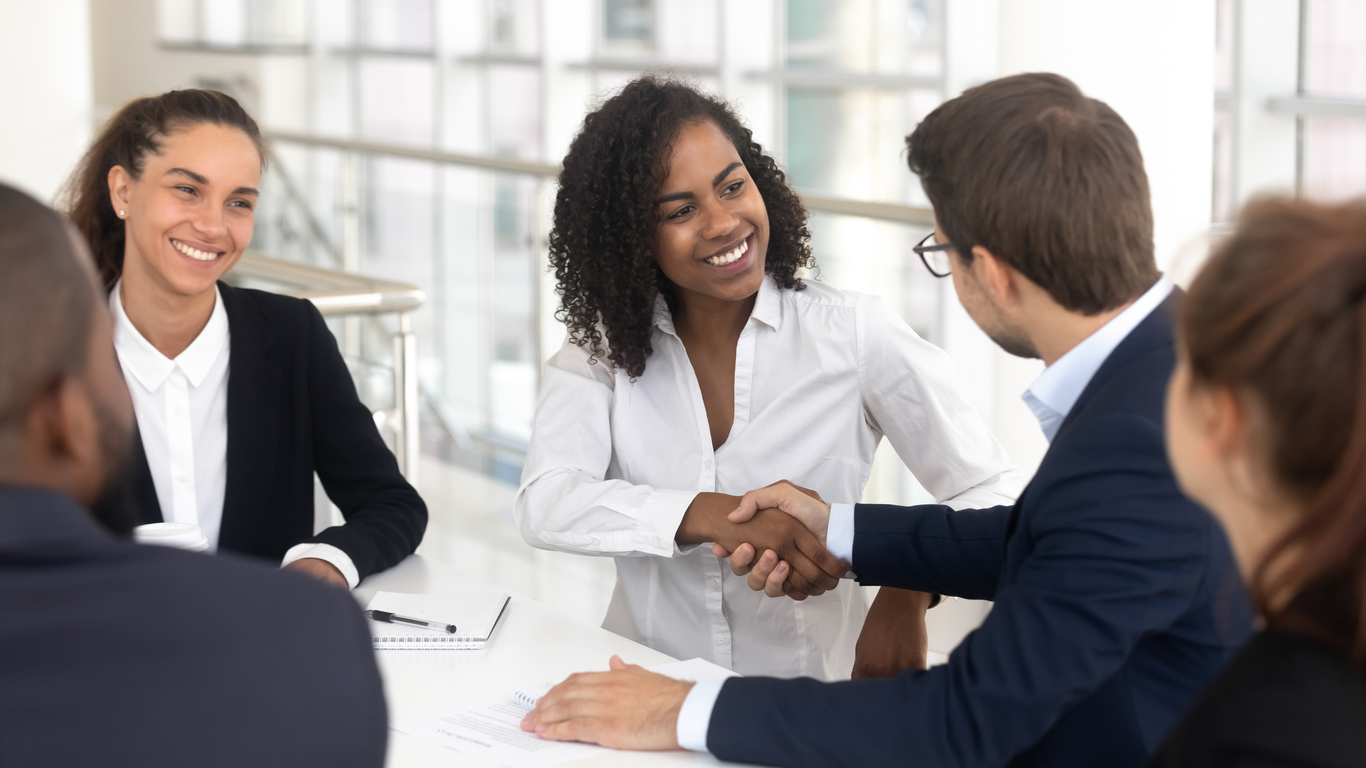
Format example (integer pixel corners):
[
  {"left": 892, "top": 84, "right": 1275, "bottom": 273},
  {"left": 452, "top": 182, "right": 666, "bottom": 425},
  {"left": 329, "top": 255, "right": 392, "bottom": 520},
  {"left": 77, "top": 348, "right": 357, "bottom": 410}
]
[
  {"left": 1153, "top": 197, "right": 1366, "bottom": 766},
  {"left": 61, "top": 89, "right": 425, "bottom": 587}
]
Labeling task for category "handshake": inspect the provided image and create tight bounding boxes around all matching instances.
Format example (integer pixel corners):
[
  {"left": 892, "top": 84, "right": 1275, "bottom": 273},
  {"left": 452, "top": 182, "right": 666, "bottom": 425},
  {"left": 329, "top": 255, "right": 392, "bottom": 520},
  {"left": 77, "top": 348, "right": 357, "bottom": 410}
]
[{"left": 678, "top": 481, "right": 847, "bottom": 600}]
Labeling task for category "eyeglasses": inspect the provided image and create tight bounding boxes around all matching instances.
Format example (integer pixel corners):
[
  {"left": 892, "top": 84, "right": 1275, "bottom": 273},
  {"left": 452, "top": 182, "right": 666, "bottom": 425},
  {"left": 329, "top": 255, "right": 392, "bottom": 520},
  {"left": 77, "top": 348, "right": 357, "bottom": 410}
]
[{"left": 913, "top": 232, "right": 956, "bottom": 278}]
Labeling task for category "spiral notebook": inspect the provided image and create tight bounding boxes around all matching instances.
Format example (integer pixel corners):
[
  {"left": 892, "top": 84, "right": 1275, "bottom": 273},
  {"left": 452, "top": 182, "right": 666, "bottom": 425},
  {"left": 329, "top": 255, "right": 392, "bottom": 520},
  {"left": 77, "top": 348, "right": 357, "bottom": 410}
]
[{"left": 365, "top": 591, "right": 511, "bottom": 650}]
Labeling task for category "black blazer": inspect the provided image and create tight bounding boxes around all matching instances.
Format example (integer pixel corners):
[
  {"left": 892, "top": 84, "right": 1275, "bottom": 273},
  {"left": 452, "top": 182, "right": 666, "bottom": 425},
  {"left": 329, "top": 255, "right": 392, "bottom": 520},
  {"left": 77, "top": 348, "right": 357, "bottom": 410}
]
[
  {"left": 127, "top": 282, "right": 427, "bottom": 581},
  {"left": 1149, "top": 630, "right": 1366, "bottom": 767},
  {"left": 706, "top": 291, "right": 1254, "bottom": 768},
  {"left": 0, "top": 486, "right": 387, "bottom": 767}
]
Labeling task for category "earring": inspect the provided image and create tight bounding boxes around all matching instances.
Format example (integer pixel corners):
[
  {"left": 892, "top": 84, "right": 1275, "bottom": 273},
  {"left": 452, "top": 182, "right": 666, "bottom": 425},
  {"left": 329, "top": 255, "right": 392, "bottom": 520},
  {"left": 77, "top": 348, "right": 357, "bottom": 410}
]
[{"left": 118, "top": 210, "right": 125, "bottom": 218}]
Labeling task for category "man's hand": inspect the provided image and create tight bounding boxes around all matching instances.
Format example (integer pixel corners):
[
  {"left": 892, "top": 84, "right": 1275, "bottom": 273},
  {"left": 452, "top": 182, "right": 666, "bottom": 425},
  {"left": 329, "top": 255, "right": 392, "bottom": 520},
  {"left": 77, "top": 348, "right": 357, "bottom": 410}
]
[
  {"left": 853, "top": 588, "right": 932, "bottom": 678},
  {"left": 680, "top": 492, "right": 846, "bottom": 599},
  {"left": 520, "top": 655, "right": 691, "bottom": 750},
  {"left": 710, "top": 481, "right": 837, "bottom": 595},
  {"left": 285, "top": 557, "right": 349, "bottom": 589}
]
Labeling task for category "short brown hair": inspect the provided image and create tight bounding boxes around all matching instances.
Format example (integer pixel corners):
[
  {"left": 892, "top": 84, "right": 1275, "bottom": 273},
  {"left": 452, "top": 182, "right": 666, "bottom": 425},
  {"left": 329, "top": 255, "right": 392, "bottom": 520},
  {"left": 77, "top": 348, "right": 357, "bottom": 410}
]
[
  {"left": 906, "top": 72, "right": 1157, "bottom": 314},
  {"left": 1181, "top": 196, "right": 1366, "bottom": 672},
  {"left": 60, "top": 89, "right": 266, "bottom": 291},
  {"left": 0, "top": 184, "right": 97, "bottom": 432}
]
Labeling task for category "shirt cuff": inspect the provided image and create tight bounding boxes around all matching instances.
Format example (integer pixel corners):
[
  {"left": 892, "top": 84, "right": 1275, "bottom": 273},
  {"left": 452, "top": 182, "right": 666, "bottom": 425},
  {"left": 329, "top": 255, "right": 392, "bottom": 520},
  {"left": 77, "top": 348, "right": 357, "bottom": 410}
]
[
  {"left": 675, "top": 679, "right": 723, "bottom": 753},
  {"left": 827, "top": 503, "right": 856, "bottom": 574},
  {"left": 281, "top": 543, "right": 361, "bottom": 589}
]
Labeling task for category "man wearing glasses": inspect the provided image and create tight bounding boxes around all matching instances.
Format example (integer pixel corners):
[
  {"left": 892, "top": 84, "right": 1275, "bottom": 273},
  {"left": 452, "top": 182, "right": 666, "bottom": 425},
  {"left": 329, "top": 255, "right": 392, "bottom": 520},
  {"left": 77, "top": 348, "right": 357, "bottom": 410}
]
[{"left": 520, "top": 72, "right": 1253, "bottom": 768}]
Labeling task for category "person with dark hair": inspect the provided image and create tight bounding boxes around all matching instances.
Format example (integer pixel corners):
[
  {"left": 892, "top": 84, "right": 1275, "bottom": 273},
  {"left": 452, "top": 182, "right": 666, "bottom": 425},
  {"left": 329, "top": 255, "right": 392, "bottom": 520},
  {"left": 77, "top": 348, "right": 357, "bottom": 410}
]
[
  {"left": 521, "top": 73, "right": 1252, "bottom": 768},
  {"left": 1150, "top": 197, "right": 1366, "bottom": 767},
  {"left": 0, "top": 182, "right": 387, "bottom": 767},
  {"left": 60, "top": 89, "right": 426, "bottom": 588},
  {"left": 514, "top": 76, "right": 1022, "bottom": 682}
]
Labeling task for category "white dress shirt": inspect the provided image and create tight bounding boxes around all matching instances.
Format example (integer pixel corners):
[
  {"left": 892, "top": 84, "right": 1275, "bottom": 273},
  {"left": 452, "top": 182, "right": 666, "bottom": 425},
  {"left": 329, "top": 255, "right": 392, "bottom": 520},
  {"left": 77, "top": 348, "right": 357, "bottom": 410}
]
[
  {"left": 516, "top": 274, "right": 1022, "bottom": 689},
  {"left": 676, "top": 275, "right": 1176, "bottom": 752},
  {"left": 110, "top": 282, "right": 360, "bottom": 586}
]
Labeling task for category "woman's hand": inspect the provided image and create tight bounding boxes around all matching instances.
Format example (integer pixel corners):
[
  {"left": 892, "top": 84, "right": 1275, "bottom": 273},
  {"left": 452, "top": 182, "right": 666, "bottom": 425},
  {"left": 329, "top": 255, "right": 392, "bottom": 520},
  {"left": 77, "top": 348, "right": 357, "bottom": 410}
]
[
  {"left": 285, "top": 557, "right": 349, "bottom": 589},
  {"left": 678, "top": 492, "right": 847, "bottom": 599}
]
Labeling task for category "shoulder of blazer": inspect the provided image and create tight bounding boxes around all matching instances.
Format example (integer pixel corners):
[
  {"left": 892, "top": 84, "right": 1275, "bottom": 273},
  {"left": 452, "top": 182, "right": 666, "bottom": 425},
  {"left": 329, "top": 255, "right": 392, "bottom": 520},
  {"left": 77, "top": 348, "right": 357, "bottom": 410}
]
[
  {"left": 217, "top": 281, "right": 321, "bottom": 355},
  {"left": 1054, "top": 288, "right": 1182, "bottom": 438}
]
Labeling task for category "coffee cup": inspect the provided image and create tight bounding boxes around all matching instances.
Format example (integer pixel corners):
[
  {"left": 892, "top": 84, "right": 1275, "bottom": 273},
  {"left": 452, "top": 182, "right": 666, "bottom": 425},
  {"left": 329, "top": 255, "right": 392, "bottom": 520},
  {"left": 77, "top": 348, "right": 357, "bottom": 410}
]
[{"left": 133, "top": 522, "right": 210, "bottom": 552}]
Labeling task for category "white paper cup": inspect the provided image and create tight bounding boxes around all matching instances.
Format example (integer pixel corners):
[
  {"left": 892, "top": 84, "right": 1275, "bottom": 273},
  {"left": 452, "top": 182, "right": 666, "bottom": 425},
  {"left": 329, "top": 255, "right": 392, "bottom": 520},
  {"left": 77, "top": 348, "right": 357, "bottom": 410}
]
[{"left": 133, "top": 522, "right": 210, "bottom": 553}]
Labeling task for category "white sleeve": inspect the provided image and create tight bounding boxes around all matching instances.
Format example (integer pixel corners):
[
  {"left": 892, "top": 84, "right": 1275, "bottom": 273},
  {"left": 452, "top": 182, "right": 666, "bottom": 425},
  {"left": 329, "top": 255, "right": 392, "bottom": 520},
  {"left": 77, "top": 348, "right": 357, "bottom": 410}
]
[
  {"left": 513, "top": 337, "right": 698, "bottom": 558},
  {"left": 280, "top": 543, "right": 361, "bottom": 589},
  {"left": 855, "top": 295, "right": 1026, "bottom": 510},
  {"left": 675, "top": 680, "right": 722, "bottom": 752}
]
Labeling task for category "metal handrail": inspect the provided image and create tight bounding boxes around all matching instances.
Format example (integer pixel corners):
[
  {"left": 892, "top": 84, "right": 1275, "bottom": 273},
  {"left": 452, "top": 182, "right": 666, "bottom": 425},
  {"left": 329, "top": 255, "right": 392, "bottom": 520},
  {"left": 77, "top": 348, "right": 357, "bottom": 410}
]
[
  {"left": 235, "top": 252, "right": 425, "bottom": 315},
  {"left": 267, "top": 131, "right": 936, "bottom": 227},
  {"left": 1266, "top": 95, "right": 1366, "bottom": 119}
]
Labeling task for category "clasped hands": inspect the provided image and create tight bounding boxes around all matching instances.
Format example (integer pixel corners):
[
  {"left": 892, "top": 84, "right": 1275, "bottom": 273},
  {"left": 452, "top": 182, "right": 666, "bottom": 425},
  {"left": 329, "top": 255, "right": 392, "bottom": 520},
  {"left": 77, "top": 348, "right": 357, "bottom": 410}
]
[
  {"left": 679, "top": 481, "right": 844, "bottom": 600},
  {"left": 521, "top": 481, "right": 928, "bottom": 751}
]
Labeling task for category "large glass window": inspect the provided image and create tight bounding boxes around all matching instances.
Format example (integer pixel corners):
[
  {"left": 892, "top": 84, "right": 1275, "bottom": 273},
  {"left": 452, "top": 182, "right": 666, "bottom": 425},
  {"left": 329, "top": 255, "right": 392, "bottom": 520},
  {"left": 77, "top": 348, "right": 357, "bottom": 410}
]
[{"left": 162, "top": 0, "right": 955, "bottom": 495}]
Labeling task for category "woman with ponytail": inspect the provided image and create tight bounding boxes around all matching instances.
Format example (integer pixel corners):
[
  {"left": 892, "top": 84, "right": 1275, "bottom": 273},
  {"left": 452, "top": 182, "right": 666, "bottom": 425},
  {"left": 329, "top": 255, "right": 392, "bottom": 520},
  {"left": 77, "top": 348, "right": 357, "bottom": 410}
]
[
  {"left": 1152, "top": 197, "right": 1366, "bottom": 766},
  {"left": 62, "top": 89, "right": 425, "bottom": 588}
]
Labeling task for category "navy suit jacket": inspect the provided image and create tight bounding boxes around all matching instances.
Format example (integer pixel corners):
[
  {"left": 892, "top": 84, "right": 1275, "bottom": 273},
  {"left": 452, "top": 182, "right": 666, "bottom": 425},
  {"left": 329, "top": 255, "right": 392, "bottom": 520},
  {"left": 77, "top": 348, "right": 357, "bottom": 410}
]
[
  {"left": 126, "top": 282, "right": 426, "bottom": 581},
  {"left": 707, "top": 292, "right": 1253, "bottom": 768},
  {"left": 0, "top": 487, "right": 387, "bottom": 767}
]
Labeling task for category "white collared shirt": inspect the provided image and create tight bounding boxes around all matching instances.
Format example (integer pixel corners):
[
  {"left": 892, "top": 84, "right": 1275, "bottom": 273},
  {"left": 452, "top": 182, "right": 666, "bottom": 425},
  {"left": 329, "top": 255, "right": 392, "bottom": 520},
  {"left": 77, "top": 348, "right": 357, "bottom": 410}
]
[
  {"left": 516, "top": 275, "right": 1022, "bottom": 687},
  {"left": 679, "top": 275, "right": 1178, "bottom": 752},
  {"left": 110, "top": 282, "right": 360, "bottom": 586},
  {"left": 1021, "top": 276, "right": 1174, "bottom": 442}
]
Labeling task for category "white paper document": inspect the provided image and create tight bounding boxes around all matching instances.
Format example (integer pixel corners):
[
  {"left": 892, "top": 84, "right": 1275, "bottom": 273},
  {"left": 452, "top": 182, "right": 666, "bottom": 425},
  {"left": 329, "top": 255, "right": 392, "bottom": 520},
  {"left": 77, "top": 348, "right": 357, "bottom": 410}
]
[{"left": 391, "top": 658, "right": 738, "bottom": 768}]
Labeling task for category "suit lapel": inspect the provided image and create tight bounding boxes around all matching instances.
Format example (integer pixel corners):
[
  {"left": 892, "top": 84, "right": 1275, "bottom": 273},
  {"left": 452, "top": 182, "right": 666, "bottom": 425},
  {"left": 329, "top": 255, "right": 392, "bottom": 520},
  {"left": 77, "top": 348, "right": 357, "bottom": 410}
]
[
  {"left": 217, "top": 283, "right": 282, "bottom": 551},
  {"left": 127, "top": 425, "right": 163, "bottom": 524},
  {"left": 1052, "top": 289, "right": 1181, "bottom": 443}
]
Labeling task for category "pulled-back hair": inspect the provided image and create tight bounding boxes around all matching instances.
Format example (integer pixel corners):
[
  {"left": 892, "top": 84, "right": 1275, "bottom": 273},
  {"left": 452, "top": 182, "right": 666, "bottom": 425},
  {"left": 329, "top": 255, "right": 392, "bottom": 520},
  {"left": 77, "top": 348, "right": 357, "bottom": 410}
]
[
  {"left": 550, "top": 76, "right": 813, "bottom": 378},
  {"left": 60, "top": 89, "right": 266, "bottom": 290},
  {"left": 1181, "top": 196, "right": 1366, "bottom": 672},
  {"left": 906, "top": 73, "right": 1157, "bottom": 314}
]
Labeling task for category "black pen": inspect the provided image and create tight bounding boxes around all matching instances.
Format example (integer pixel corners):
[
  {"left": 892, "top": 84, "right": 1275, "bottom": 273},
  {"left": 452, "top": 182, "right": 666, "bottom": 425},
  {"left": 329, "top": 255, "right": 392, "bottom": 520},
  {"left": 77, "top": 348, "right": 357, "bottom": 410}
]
[{"left": 365, "top": 609, "right": 456, "bottom": 634}]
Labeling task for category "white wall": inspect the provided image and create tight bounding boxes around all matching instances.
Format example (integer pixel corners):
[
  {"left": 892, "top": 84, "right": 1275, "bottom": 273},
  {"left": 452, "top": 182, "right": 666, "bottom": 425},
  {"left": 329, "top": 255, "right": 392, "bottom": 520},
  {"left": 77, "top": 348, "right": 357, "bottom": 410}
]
[
  {"left": 936, "top": 0, "right": 1217, "bottom": 476},
  {"left": 0, "top": 0, "right": 93, "bottom": 203}
]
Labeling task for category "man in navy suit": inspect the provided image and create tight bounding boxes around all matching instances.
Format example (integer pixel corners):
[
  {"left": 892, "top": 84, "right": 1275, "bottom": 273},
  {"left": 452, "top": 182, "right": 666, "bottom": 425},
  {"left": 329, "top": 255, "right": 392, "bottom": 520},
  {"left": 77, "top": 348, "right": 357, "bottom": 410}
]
[
  {"left": 0, "top": 183, "right": 387, "bottom": 767},
  {"left": 520, "top": 73, "right": 1253, "bottom": 767}
]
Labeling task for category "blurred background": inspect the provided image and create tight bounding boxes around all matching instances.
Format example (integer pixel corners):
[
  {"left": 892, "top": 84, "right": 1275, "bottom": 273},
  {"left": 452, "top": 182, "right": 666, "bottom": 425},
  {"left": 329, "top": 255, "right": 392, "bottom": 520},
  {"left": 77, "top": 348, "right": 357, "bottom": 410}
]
[{"left": 2, "top": 0, "right": 1363, "bottom": 654}]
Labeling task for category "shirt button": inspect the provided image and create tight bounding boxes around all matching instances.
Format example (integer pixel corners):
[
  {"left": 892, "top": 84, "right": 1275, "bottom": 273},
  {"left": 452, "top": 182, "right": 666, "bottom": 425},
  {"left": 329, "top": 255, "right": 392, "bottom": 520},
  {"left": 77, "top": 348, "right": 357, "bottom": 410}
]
[
  {"left": 714, "top": 634, "right": 729, "bottom": 646},
  {"left": 704, "top": 458, "right": 713, "bottom": 469},
  {"left": 177, "top": 475, "right": 188, "bottom": 484},
  {"left": 651, "top": 536, "right": 661, "bottom": 548},
  {"left": 707, "top": 578, "right": 720, "bottom": 590},
  {"left": 590, "top": 538, "right": 600, "bottom": 548}
]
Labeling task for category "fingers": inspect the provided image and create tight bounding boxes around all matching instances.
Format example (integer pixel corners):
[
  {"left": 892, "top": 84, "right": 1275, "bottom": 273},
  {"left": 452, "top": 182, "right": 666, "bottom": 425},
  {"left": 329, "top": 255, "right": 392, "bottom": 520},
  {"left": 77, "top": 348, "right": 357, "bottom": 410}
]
[
  {"left": 712, "top": 543, "right": 731, "bottom": 558},
  {"left": 728, "top": 489, "right": 768, "bottom": 524},
  {"left": 791, "top": 528, "right": 850, "bottom": 581},
  {"left": 725, "top": 543, "right": 756, "bottom": 576},
  {"left": 748, "top": 549, "right": 781, "bottom": 592},
  {"left": 777, "top": 479, "right": 825, "bottom": 503},
  {"left": 728, "top": 482, "right": 800, "bottom": 523},
  {"left": 766, "top": 559, "right": 793, "bottom": 598}
]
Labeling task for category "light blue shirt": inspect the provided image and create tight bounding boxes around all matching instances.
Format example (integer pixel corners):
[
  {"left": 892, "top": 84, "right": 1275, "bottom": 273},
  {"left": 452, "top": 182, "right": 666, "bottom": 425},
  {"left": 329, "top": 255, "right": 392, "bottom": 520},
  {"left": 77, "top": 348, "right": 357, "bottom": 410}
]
[{"left": 675, "top": 275, "right": 1174, "bottom": 753}]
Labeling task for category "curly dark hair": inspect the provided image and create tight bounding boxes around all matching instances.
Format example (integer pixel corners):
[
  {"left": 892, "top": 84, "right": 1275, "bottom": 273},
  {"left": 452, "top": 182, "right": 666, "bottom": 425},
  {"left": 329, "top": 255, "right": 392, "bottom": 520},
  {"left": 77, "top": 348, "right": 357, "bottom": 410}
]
[{"left": 550, "top": 76, "right": 814, "bottom": 378}]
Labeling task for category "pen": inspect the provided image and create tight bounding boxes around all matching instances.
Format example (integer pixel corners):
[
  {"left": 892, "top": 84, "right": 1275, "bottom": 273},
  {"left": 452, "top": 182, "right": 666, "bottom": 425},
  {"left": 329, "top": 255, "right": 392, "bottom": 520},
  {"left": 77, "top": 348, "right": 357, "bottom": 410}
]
[{"left": 365, "top": 609, "right": 456, "bottom": 634}]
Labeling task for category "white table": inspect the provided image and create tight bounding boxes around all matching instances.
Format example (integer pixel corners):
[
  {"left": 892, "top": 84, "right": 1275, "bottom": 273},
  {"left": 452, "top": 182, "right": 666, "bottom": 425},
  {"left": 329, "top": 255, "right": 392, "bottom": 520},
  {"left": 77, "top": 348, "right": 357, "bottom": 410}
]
[{"left": 355, "top": 555, "right": 752, "bottom": 767}]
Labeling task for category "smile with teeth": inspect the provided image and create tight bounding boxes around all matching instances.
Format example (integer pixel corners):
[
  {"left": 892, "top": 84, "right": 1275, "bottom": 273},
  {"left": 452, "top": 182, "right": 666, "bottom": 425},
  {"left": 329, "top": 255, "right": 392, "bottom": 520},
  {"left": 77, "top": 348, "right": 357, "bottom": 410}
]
[
  {"left": 172, "top": 239, "right": 222, "bottom": 262},
  {"left": 704, "top": 237, "right": 748, "bottom": 267}
]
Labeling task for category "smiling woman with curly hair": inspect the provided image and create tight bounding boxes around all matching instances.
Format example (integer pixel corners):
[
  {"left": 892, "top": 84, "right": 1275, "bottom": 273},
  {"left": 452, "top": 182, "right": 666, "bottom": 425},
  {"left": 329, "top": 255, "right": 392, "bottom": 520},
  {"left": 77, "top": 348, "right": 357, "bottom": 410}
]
[{"left": 514, "top": 77, "right": 1022, "bottom": 681}]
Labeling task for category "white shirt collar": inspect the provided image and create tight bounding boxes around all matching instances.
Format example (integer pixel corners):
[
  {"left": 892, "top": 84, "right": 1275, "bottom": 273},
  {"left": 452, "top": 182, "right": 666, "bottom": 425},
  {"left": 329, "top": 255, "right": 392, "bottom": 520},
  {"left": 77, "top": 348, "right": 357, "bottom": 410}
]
[
  {"left": 1022, "top": 275, "right": 1174, "bottom": 442},
  {"left": 651, "top": 274, "right": 784, "bottom": 337},
  {"left": 110, "top": 280, "right": 230, "bottom": 391}
]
